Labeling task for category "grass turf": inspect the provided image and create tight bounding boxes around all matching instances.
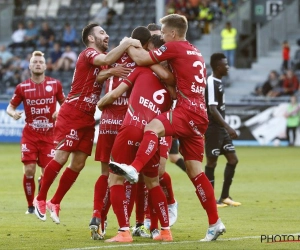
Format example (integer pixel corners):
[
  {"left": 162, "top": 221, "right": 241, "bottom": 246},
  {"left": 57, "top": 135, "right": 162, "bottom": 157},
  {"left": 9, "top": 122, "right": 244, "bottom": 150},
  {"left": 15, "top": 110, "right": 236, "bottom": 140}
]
[{"left": 0, "top": 144, "right": 299, "bottom": 250}]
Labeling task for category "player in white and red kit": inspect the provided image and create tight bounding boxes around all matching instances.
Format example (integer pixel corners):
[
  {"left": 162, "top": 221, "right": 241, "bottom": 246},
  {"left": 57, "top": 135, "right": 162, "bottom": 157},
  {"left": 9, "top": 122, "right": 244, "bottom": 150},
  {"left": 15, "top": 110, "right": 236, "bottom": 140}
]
[
  {"left": 97, "top": 61, "right": 174, "bottom": 242},
  {"left": 89, "top": 26, "right": 152, "bottom": 240},
  {"left": 33, "top": 23, "right": 142, "bottom": 223},
  {"left": 110, "top": 14, "right": 226, "bottom": 241},
  {"left": 6, "top": 51, "right": 65, "bottom": 215}
]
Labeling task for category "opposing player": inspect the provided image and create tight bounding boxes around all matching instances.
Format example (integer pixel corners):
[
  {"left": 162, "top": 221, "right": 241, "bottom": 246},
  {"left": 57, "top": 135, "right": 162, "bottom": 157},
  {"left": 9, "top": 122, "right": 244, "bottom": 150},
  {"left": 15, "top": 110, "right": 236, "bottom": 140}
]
[
  {"left": 97, "top": 55, "right": 175, "bottom": 243},
  {"left": 33, "top": 23, "right": 141, "bottom": 223},
  {"left": 89, "top": 26, "right": 152, "bottom": 240},
  {"left": 205, "top": 53, "right": 241, "bottom": 207},
  {"left": 109, "top": 14, "right": 226, "bottom": 241},
  {"left": 6, "top": 51, "right": 65, "bottom": 215}
]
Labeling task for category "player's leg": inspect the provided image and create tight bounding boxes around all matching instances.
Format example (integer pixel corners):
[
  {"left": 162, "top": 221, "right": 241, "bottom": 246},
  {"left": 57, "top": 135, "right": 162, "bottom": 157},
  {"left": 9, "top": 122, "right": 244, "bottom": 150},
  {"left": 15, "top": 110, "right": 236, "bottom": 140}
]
[
  {"left": 47, "top": 150, "right": 88, "bottom": 224},
  {"left": 89, "top": 161, "right": 109, "bottom": 240},
  {"left": 143, "top": 170, "right": 173, "bottom": 242},
  {"left": 159, "top": 155, "right": 177, "bottom": 227},
  {"left": 169, "top": 139, "right": 186, "bottom": 172},
  {"left": 90, "top": 130, "right": 115, "bottom": 240},
  {"left": 180, "top": 136, "right": 226, "bottom": 242},
  {"left": 23, "top": 162, "right": 36, "bottom": 214},
  {"left": 105, "top": 173, "right": 133, "bottom": 243},
  {"left": 218, "top": 131, "right": 241, "bottom": 206},
  {"left": 132, "top": 175, "right": 150, "bottom": 238},
  {"left": 220, "top": 151, "right": 241, "bottom": 206}
]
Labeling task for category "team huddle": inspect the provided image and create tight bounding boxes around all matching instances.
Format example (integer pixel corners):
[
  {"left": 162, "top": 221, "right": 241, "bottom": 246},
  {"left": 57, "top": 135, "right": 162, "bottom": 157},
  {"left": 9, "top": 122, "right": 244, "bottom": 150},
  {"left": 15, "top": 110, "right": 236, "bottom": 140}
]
[{"left": 7, "top": 13, "right": 242, "bottom": 243}]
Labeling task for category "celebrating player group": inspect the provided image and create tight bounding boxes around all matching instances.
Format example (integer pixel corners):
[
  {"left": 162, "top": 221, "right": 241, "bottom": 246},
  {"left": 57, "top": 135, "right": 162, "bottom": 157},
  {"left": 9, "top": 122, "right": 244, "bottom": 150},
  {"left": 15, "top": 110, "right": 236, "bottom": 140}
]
[{"left": 7, "top": 13, "right": 243, "bottom": 244}]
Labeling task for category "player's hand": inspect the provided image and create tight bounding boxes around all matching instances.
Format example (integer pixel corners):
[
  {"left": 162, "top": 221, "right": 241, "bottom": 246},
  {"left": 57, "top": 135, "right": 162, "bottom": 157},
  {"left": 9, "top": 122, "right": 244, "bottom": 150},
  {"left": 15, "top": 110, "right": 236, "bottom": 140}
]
[
  {"left": 226, "top": 126, "right": 238, "bottom": 139},
  {"left": 110, "top": 63, "right": 132, "bottom": 79},
  {"left": 52, "top": 111, "right": 58, "bottom": 120},
  {"left": 121, "top": 37, "right": 142, "bottom": 48},
  {"left": 12, "top": 111, "right": 23, "bottom": 120}
]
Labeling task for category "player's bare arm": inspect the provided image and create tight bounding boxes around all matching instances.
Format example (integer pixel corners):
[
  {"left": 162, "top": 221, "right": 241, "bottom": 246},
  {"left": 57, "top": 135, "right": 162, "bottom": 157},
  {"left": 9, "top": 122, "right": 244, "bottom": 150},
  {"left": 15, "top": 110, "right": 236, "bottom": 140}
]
[
  {"left": 97, "top": 82, "right": 129, "bottom": 111},
  {"left": 96, "top": 63, "right": 132, "bottom": 83},
  {"left": 94, "top": 38, "right": 142, "bottom": 66},
  {"left": 150, "top": 64, "right": 175, "bottom": 86},
  {"left": 209, "top": 105, "right": 238, "bottom": 139},
  {"left": 127, "top": 47, "right": 154, "bottom": 66},
  {"left": 6, "top": 104, "right": 23, "bottom": 120}
]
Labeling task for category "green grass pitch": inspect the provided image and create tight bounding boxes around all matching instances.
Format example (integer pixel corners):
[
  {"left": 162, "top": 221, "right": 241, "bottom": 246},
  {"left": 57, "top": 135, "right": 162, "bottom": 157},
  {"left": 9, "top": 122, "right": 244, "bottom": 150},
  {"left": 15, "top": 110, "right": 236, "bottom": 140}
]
[{"left": 0, "top": 143, "right": 299, "bottom": 250}]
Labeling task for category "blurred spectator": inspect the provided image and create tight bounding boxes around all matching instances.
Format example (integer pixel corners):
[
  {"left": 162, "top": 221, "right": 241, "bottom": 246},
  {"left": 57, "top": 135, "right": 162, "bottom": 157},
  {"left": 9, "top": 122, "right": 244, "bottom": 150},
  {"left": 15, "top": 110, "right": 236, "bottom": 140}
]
[
  {"left": 253, "top": 70, "right": 281, "bottom": 96},
  {"left": 46, "top": 42, "right": 63, "bottom": 71},
  {"left": 197, "top": 1, "right": 214, "bottom": 34},
  {"left": 24, "top": 20, "right": 38, "bottom": 48},
  {"left": 53, "top": 45, "right": 77, "bottom": 71},
  {"left": 91, "top": 0, "right": 116, "bottom": 25},
  {"left": 291, "top": 48, "right": 300, "bottom": 71},
  {"left": 62, "top": 23, "right": 78, "bottom": 47},
  {"left": 282, "top": 40, "right": 290, "bottom": 72},
  {"left": 19, "top": 53, "right": 32, "bottom": 81},
  {"left": 8, "top": 22, "right": 26, "bottom": 49},
  {"left": 221, "top": 21, "right": 237, "bottom": 67},
  {"left": 0, "top": 45, "right": 14, "bottom": 66},
  {"left": 37, "top": 22, "right": 55, "bottom": 48},
  {"left": 282, "top": 70, "right": 299, "bottom": 95},
  {"left": 284, "top": 95, "right": 300, "bottom": 146},
  {"left": 165, "top": 0, "right": 176, "bottom": 14}
]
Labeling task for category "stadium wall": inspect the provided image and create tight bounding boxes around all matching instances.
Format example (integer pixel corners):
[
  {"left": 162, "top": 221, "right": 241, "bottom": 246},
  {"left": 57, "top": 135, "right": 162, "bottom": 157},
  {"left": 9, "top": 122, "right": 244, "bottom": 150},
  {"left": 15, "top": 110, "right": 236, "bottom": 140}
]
[{"left": 1, "top": 101, "right": 299, "bottom": 146}]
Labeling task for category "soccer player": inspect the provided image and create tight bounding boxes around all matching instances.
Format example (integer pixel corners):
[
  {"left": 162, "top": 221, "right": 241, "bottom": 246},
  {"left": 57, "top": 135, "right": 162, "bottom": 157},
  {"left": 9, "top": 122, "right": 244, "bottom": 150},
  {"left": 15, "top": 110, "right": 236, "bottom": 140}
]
[
  {"left": 33, "top": 23, "right": 141, "bottom": 223},
  {"left": 109, "top": 14, "right": 226, "bottom": 241},
  {"left": 89, "top": 26, "right": 152, "bottom": 240},
  {"left": 6, "top": 51, "right": 65, "bottom": 215},
  {"left": 205, "top": 53, "right": 241, "bottom": 207},
  {"left": 147, "top": 23, "right": 162, "bottom": 35},
  {"left": 147, "top": 25, "right": 187, "bottom": 174},
  {"left": 97, "top": 56, "right": 175, "bottom": 243}
]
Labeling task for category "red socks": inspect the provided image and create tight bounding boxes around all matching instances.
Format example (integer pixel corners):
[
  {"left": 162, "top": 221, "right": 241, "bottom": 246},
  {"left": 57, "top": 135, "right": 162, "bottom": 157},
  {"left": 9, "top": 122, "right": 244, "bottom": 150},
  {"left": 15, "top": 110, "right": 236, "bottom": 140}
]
[
  {"left": 191, "top": 172, "right": 219, "bottom": 225},
  {"left": 148, "top": 185, "right": 169, "bottom": 228},
  {"left": 37, "top": 160, "right": 62, "bottom": 201},
  {"left": 131, "top": 131, "right": 159, "bottom": 172},
  {"left": 93, "top": 175, "right": 109, "bottom": 217},
  {"left": 124, "top": 181, "right": 137, "bottom": 219},
  {"left": 110, "top": 185, "right": 130, "bottom": 228},
  {"left": 23, "top": 175, "right": 35, "bottom": 207},
  {"left": 51, "top": 167, "right": 79, "bottom": 204},
  {"left": 135, "top": 181, "right": 146, "bottom": 223},
  {"left": 159, "top": 172, "right": 176, "bottom": 205}
]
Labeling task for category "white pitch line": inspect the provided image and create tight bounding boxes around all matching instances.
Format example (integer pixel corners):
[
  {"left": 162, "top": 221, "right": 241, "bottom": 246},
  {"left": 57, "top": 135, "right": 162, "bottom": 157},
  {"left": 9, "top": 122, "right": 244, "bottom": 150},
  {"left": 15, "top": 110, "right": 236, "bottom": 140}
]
[{"left": 62, "top": 233, "right": 300, "bottom": 250}]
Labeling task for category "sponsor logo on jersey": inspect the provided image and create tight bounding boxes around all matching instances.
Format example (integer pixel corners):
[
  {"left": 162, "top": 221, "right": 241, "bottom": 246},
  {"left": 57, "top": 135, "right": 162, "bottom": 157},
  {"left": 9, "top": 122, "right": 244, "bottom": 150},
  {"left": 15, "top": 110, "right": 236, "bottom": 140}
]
[
  {"left": 223, "top": 144, "right": 235, "bottom": 151},
  {"left": 212, "top": 149, "right": 220, "bottom": 156},
  {"left": 21, "top": 144, "right": 30, "bottom": 152},
  {"left": 45, "top": 85, "right": 53, "bottom": 92},
  {"left": 186, "top": 50, "right": 202, "bottom": 56},
  {"left": 66, "top": 129, "right": 79, "bottom": 140},
  {"left": 30, "top": 116, "right": 53, "bottom": 129},
  {"left": 26, "top": 96, "right": 54, "bottom": 106},
  {"left": 159, "top": 45, "right": 167, "bottom": 52}
]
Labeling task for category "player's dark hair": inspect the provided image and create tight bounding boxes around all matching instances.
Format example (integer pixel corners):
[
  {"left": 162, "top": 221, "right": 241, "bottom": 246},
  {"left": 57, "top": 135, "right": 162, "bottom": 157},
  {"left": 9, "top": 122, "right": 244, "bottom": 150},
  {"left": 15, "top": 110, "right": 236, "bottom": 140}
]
[
  {"left": 149, "top": 34, "right": 164, "bottom": 48},
  {"left": 147, "top": 23, "right": 161, "bottom": 32},
  {"left": 82, "top": 23, "right": 99, "bottom": 46},
  {"left": 160, "top": 14, "right": 187, "bottom": 37},
  {"left": 131, "top": 26, "right": 151, "bottom": 46},
  {"left": 210, "top": 53, "right": 226, "bottom": 71}
]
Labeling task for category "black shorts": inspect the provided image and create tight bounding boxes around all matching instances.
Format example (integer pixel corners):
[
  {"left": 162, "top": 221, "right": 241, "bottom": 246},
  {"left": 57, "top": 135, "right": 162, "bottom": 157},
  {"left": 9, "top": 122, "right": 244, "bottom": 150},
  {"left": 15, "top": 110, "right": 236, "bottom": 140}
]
[
  {"left": 169, "top": 138, "right": 179, "bottom": 154},
  {"left": 205, "top": 125, "right": 235, "bottom": 157}
]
